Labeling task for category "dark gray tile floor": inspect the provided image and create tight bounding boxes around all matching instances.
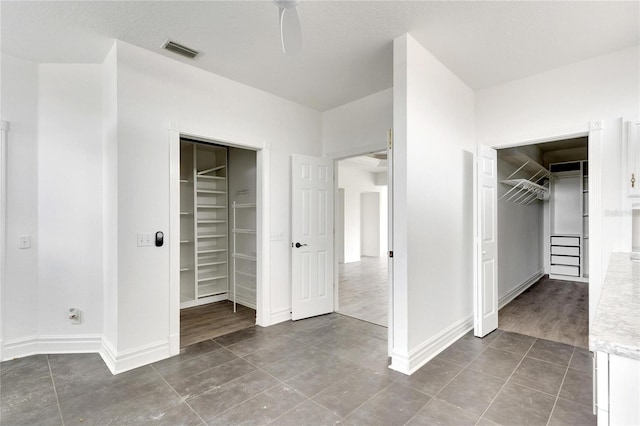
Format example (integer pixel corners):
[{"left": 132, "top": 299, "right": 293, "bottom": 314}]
[{"left": 0, "top": 314, "right": 595, "bottom": 426}]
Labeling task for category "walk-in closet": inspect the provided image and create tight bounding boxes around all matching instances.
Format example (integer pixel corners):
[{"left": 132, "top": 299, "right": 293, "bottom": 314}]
[
  {"left": 179, "top": 139, "right": 257, "bottom": 347},
  {"left": 496, "top": 137, "right": 589, "bottom": 348}
]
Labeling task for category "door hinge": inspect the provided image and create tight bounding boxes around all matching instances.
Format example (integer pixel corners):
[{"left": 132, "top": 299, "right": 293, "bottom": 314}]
[
  {"left": 388, "top": 250, "right": 393, "bottom": 258},
  {"left": 388, "top": 128, "right": 393, "bottom": 150}
]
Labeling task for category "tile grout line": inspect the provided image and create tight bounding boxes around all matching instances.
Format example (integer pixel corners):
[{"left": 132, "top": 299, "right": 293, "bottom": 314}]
[
  {"left": 264, "top": 397, "right": 316, "bottom": 425},
  {"left": 155, "top": 346, "right": 240, "bottom": 388},
  {"left": 410, "top": 339, "right": 505, "bottom": 426},
  {"left": 46, "top": 355, "right": 66, "bottom": 426},
  {"left": 192, "top": 356, "right": 296, "bottom": 423},
  {"left": 206, "top": 382, "right": 290, "bottom": 422},
  {"left": 475, "top": 337, "right": 538, "bottom": 425},
  {"left": 546, "top": 346, "right": 576, "bottom": 426},
  {"left": 167, "top": 343, "right": 321, "bottom": 424},
  {"left": 430, "top": 340, "right": 492, "bottom": 401},
  {"left": 334, "top": 379, "right": 398, "bottom": 423},
  {"left": 398, "top": 339, "right": 498, "bottom": 426},
  {"left": 305, "top": 363, "right": 382, "bottom": 417},
  {"left": 399, "top": 343, "right": 493, "bottom": 426},
  {"left": 149, "top": 363, "right": 208, "bottom": 426}
]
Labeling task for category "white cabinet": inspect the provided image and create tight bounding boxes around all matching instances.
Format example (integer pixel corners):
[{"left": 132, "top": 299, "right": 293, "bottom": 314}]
[
  {"left": 627, "top": 121, "right": 640, "bottom": 197},
  {"left": 180, "top": 141, "right": 229, "bottom": 309},
  {"left": 594, "top": 351, "right": 640, "bottom": 425}
]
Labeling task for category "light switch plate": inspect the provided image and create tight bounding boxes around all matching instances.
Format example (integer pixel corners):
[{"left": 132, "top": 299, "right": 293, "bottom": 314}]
[
  {"left": 18, "top": 235, "right": 31, "bottom": 249},
  {"left": 137, "top": 233, "right": 153, "bottom": 247}
]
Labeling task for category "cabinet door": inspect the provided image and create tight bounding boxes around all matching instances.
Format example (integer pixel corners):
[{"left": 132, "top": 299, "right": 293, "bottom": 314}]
[
  {"left": 609, "top": 354, "right": 640, "bottom": 426},
  {"left": 628, "top": 121, "right": 640, "bottom": 197}
]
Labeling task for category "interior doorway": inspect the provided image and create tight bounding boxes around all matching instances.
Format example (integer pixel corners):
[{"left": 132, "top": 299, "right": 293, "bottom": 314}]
[
  {"left": 489, "top": 136, "right": 590, "bottom": 348},
  {"left": 174, "top": 136, "right": 260, "bottom": 348},
  {"left": 335, "top": 151, "right": 389, "bottom": 327}
]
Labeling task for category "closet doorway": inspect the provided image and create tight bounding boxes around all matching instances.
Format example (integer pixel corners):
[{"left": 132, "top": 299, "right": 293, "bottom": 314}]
[
  {"left": 492, "top": 136, "right": 590, "bottom": 348},
  {"left": 177, "top": 138, "right": 258, "bottom": 348},
  {"left": 335, "top": 151, "right": 389, "bottom": 327}
]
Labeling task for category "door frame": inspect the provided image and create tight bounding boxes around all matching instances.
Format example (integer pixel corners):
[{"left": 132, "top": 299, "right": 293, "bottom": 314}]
[
  {"left": 474, "top": 121, "right": 602, "bottom": 334},
  {"left": 168, "top": 128, "right": 270, "bottom": 356},
  {"left": 329, "top": 141, "right": 393, "bottom": 356},
  {"left": 0, "top": 121, "right": 8, "bottom": 361}
]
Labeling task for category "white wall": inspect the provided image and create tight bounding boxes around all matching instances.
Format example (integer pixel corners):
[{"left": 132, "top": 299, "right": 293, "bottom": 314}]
[
  {"left": 1, "top": 55, "right": 105, "bottom": 358},
  {"left": 37, "top": 64, "right": 104, "bottom": 336},
  {"left": 337, "top": 188, "right": 345, "bottom": 263},
  {"left": 114, "top": 41, "right": 322, "bottom": 353},
  {"left": 476, "top": 46, "right": 640, "bottom": 147},
  {"left": 102, "top": 44, "right": 119, "bottom": 350},
  {"left": 476, "top": 45, "right": 640, "bottom": 325},
  {"left": 323, "top": 88, "right": 392, "bottom": 158},
  {"left": 1, "top": 55, "right": 39, "bottom": 346},
  {"left": 497, "top": 157, "right": 544, "bottom": 300},
  {"left": 392, "top": 34, "right": 476, "bottom": 373},
  {"left": 338, "top": 164, "right": 387, "bottom": 263},
  {"left": 361, "top": 192, "right": 380, "bottom": 257}
]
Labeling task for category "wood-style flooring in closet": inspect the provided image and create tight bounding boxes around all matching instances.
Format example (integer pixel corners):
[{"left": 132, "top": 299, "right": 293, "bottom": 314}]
[
  {"left": 180, "top": 300, "right": 256, "bottom": 347},
  {"left": 498, "top": 275, "right": 589, "bottom": 348}
]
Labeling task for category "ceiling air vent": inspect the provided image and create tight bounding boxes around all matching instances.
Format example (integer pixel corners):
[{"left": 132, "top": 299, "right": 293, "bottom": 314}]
[{"left": 162, "top": 40, "right": 199, "bottom": 59}]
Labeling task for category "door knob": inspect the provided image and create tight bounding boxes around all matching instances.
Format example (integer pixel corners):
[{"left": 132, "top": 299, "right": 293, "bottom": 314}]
[{"left": 294, "top": 242, "right": 307, "bottom": 248}]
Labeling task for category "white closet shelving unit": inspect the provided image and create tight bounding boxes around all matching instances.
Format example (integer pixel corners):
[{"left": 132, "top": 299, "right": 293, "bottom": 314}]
[
  {"left": 180, "top": 141, "right": 229, "bottom": 309},
  {"left": 499, "top": 150, "right": 553, "bottom": 204},
  {"left": 549, "top": 160, "right": 589, "bottom": 283},
  {"left": 231, "top": 202, "right": 257, "bottom": 312}
]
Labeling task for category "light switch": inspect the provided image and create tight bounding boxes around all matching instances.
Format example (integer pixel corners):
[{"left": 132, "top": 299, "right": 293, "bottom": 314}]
[
  {"left": 137, "top": 233, "right": 153, "bottom": 247},
  {"left": 18, "top": 235, "right": 31, "bottom": 249}
]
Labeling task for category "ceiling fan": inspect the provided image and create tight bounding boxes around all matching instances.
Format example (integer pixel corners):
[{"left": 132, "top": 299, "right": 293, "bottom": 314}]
[{"left": 274, "top": 0, "right": 303, "bottom": 55}]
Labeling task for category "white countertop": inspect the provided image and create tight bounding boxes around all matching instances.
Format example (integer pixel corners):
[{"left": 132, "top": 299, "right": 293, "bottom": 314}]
[{"left": 590, "top": 253, "right": 640, "bottom": 360}]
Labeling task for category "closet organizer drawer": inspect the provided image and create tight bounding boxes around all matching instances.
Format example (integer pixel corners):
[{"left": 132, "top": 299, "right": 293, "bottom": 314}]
[
  {"left": 551, "top": 246, "right": 580, "bottom": 256},
  {"left": 551, "top": 236, "right": 580, "bottom": 247},
  {"left": 551, "top": 255, "right": 580, "bottom": 266},
  {"left": 549, "top": 264, "right": 580, "bottom": 277}
]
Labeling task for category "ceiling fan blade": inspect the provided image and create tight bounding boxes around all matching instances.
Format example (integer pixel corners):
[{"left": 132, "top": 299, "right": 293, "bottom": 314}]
[{"left": 279, "top": 5, "right": 302, "bottom": 55}]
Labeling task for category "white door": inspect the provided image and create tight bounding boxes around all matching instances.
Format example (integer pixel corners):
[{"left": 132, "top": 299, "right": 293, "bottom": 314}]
[
  {"left": 291, "top": 154, "right": 334, "bottom": 320},
  {"left": 474, "top": 145, "right": 498, "bottom": 337}
]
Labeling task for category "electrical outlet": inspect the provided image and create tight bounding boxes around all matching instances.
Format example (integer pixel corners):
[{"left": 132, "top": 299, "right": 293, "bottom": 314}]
[
  {"left": 137, "top": 233, "right": 153, "bottom": 247},
  {"left": 69, "top": 308, "right": 81, "bottom": 324}
]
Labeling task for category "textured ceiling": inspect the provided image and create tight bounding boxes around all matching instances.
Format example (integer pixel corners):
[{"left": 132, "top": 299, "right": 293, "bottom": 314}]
[{"left": 2, "top": 1, "right": 639, "bottom": 111}]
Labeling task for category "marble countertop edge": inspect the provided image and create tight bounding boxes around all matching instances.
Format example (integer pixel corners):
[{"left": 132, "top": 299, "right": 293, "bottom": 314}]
[{"left": 589, "top": 252, "right": 640, "bottom": 359}]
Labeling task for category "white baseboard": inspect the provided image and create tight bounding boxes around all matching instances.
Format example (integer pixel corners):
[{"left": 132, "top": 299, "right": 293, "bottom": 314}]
[
  {"left": 256, "top": 308, "right": 270, "bottom": 327},
  {"left": 499, "top": 269, "right": 545, "bottom": 310},
  {"left": 390, "top": 314, "right": 474, "bottom": 375},
  {"left": 548, "top": 274, "right": 588, "bottom": 284},
  {"left": 232, "top": 295, "right": 257, "bottom": 311},
  {"left": 100, "top": 337, "right": 171, "bottom": 375},
  {"left": 2, "top": 334, "right": 102, "bottom": 362},
  {"left": 180, "top": 293, "right": 228, "bottom": 309},
  {"left": 168, "top": 333, "right": 180, "bottom": 357},
  {"left": 268, "top": 307, "right": 292, "bottom": 325},
  {"left": 2, "top": 334, "right": 173, "bottom": 376}
]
